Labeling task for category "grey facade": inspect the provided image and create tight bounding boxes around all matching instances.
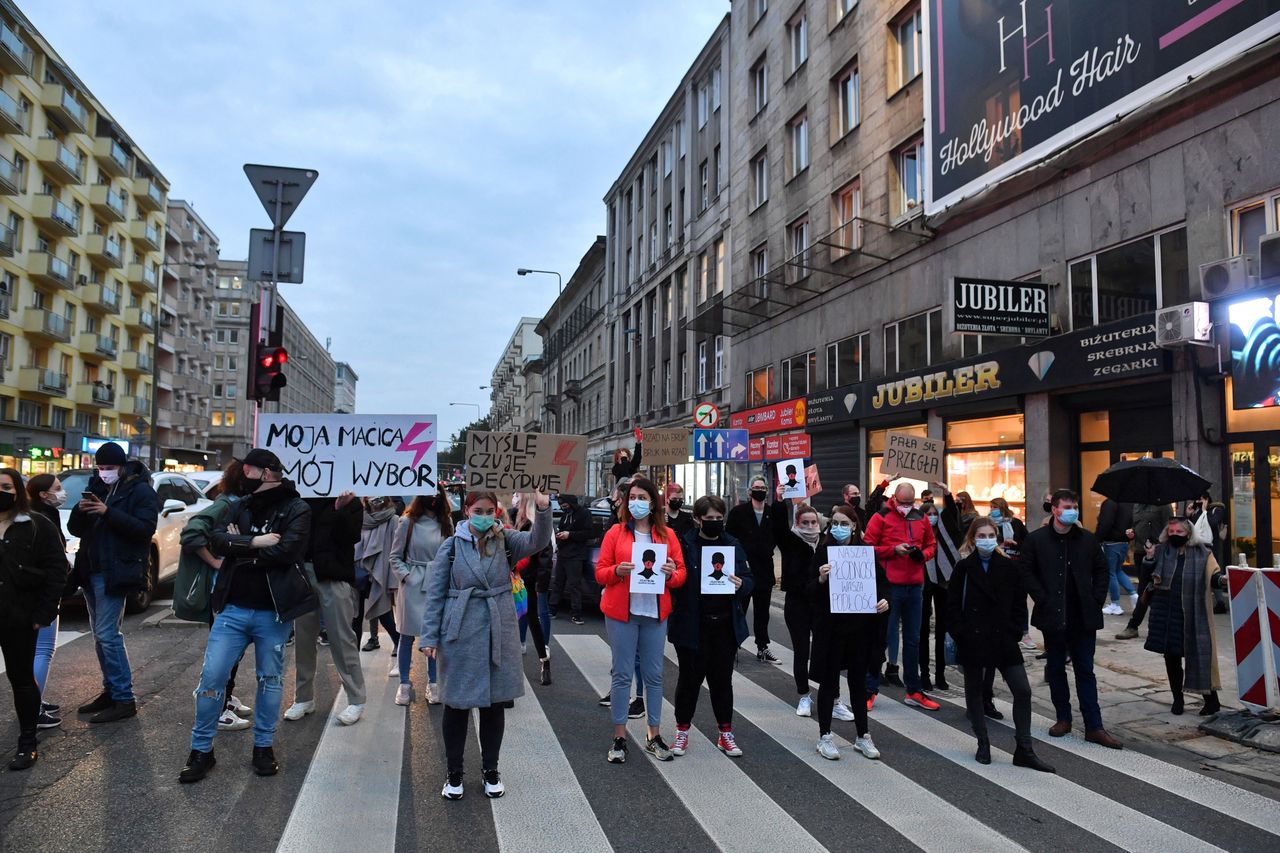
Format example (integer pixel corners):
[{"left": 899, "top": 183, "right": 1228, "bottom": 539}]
[
  {"left": 488, "top": 318, "right": 540, "bottom": 433},
  {"left": 334, "top": 360, "right": 357, "bottom": 413}
]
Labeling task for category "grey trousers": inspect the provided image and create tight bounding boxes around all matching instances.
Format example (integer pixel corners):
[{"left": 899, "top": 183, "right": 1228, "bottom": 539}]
[
  {"left": 964, "top": 663, "right": 1032, "bottom": 750},
  {"left": 293, "top": 563, "right": 366, "bottom": 705}
]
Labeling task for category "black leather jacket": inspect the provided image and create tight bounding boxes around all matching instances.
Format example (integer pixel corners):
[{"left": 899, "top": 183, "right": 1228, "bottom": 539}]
[{"left": 210, "top": 480, "right": 316, "bottom": 621}]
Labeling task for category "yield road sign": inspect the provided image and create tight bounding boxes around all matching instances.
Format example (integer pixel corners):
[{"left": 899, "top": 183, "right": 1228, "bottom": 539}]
[
  {"left": 693, "top": 402, "right": 721, "bottom": 428},
  {"left": 693, "top": 428, "right": 749, "bottom": 462},
  {"left": 244, "top": 164, "right": 318, "bottom": 229}
]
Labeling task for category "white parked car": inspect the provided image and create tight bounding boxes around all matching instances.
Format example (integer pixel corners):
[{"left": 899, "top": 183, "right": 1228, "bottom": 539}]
[
  {"left": 58, "top": 468, "right": 214, "bottom": 613},
  {"left": 184, "top": 470, "right": 224, "bottom": 499}
]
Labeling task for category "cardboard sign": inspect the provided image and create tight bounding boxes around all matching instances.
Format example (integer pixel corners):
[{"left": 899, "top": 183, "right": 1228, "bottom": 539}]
[
  {"left": 701, "top": 546, "right": 736, "bottom": 595},
  {"left": 644, "top": 429, "right": 691, "bottom": 466},
  {"left": 258, "top": 414, "right": 438, "bottom": 498},
  {"left": 777, "top": 458, "right": 807, "bottom": 499},
  {"left": 882, "top": 431, "right": 944, "bottom": 482},
  {"left": 465, "top": 431, "right": 587, "bottom": 494},
  {"left": 629, "top": 542, "right": 668, "bottom": 595},
  {"left": 828, "top": 546, "right": 878, "bottom": 614},
  {"left": 805, "top": 463, "right": 822, "bottom": 498}
]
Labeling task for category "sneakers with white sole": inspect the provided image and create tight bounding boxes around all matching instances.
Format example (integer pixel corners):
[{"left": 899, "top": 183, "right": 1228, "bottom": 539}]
[
  {"left": 226, "top": 695, "right": 252, "bottom": 715},
  {"left": 796, "top": 695, "right": 813, "bottom": 717},
  {"left": 1102, "top": 603, "right": 1123, "bottom": 616},
  {"left": 832, "top": 701, "right": 856, "bottom": 722},
  {"left": 442, "top": 772, "right": 464, "bottom": 800},
  {"left": 395, "top": 684, "right": 413, "bottom": 706},
  {"left": 425, "top": 683, "right": 441, "bottom": 705},
  {"left": 388, "top": 662, "right": 400, "bottom": 678},
  {"left": 283, "top": 701, "right": 315, "bottom": 721},
  {"left": 717, "top": 730, "right": 743, "bottom": 757},
  {"left": 671, "top": 728, "right": 690, "bottom": 756},
  {"left": 217, "top": 708, "right": 250, "bottom": 731},
  {"left": 853, "top": 734, "right": 881, "bottom": 760},
  {"left": 483, "top": 769, "right": 504, "bottom": 798},
  {"left": 337, "top": 704, "right": 364, "bottom": 725},
  {"left": 816, "top": 733, "right": 841, "bottom": 760}
]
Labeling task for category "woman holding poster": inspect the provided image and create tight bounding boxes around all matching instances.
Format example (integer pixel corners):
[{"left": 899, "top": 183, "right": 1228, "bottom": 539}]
[
  {"left": 945, "top": 518, "right": 1055, "bottom": 773},
  {"left": 669, "top": 495, "right": 753, "bottom": 758},
  {"left": 810, "top": 506, "right": 889, "bottom": 761},
  {"left": 596, "top": 477, "right": 686, "bottom": 765}
]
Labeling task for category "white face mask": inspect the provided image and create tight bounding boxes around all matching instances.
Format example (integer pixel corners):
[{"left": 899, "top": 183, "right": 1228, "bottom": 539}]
[
  {"left": 98, "top": 468, "right": 120, "bottom": 485},
  {"left": 45, "top": 489, "right": 68, "bottom": 508}
]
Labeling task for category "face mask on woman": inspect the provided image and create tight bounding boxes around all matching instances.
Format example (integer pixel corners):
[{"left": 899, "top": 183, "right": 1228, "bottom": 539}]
[
  {"left": 45, "top": 489, "right": 68, "bottom": 509},
  {"left": 1167, "top": 533, "right": 1188, "bottom": 549},
  {"left": 830, "top": 523, "right": 852, "bottom": 543},
  {"left": 0, "top": 492, "right": 15, "bottom": 513},
  {"left": 927, "top": 513, "right": 939, "bottom": 526},
  {"left": 699, "top": 519, "right": 724, "bottom": 538},
  {"left": 750, "top": 488, "right": 768, "bottom": 502},
  {"left": 990, "top": 509, "right": 1003, "bottom": 522},
  {"left": 629, "top": 499, "right": 651, "bottom": 520},
  {"left": 98, "top": 468, "right": 120, "bottom": 485},
  {"left": 469, "top": 514, "right": 497, "bottom": 533},
  {"left": 975, "top": 536, "right": 998, "bottom": 556}
]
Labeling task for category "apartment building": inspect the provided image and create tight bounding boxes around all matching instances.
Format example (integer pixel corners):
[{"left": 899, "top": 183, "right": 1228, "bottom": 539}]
[
  {"left": 0, "top": 2, "right": 168, "bottom": 475},
  {"left": 488, "top": 317, "right": 540, "bottom": 433},
  {"left": 334, "top": 360, "right": 357, "bottom": 413}
]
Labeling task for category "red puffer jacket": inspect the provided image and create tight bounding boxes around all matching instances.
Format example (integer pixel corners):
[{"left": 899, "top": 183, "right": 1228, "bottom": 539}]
[
  {"left": 594, "top": 522, "right": 687, "bottom": 622},
  {"left": 864, "top": 505, "right": 936, "bottom": 586}
]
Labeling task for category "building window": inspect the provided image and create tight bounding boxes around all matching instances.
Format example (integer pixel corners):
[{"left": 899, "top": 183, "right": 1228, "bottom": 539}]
[
  {"left": 225, "top": 411, "right": 236, "bottom": 427},
  {"left": 788, "top": 10, "right": 808, "bottom": 74},
  {"left": 714, "top": 335, "right": 726, "bottom": 388},
  {"left": 834, "top": 62, "right": 860, "bottom": 139},
  {"left": 698, "top": 341, "right": 708, "bottom": 393},
  {"left": 893, "top": 136, "right": 924, "bottom": 218},
  {"left": 755, "top": 0, "right": 768, "bottom": 22},
  {"left": 788, "top": 110, "right": 809, "bottom": 178},
  {"left": 700, "top": 160, "right": 709, "bottom": 211},
  {"left": 697, "top": 252, "right": 710, "bottom": 305},
  {"left": 832, "top": 179, "right": 862, "bottom": 258},
  {"left": 212, "top": 411, "right": 223, "bottom": 427},
  {"left": 664, "top": 205, "right": 674, "bottom": 248},
  {"left": 746, "top": 366, "right": 774, "bottom": 406},
  {"left": 662, "top": 141, "right": 673, "bottom": 176},
  {"left": 712, "top": 67, "right": 721, "bottom": 111},
  {"left": 782, "top": 351, "right": 817, "bottom": 397},
  {"left": 893, "top": 3, "right": 923, "bottom": 89},
  {"left": 675, "top": 120, "right": 685, "bottom": 158},
  {"left": 1068, "top": 226, "right": 1189, "bottom": 329},
  {"left": 679, "top": 351, "right": 688, "bottom": 398},
  {"left": 676, "top": 269, "right": 687, "bottom": 318},
  {"left": 714, "top": 239, "right": 725, "bottom": 296},
  {"left": 885, "top": 308, "right": 942, "bottom": 373},
  {"left": 750, "top": 243, "right": 769, "bottom": 285},
  {"left": 834, "top": 0, "right": 857, "bottom": 24},
  {"left": 752, "top": 56, "right": 768, "bottom": 114},
  {"left": 787, "top": 214, "right": 810, "bottom": 283},
  {"left": 751, "top": 150, "right": 769, "bottom": 209},
  {"left": 826, "top": 332, "right": 871, "bottom": 386},
  {"left": 714, "top": 145, "right": 723, "bottom": 194},
  {"left": 649, "top": 222, "right": 658, "bottom": 264},
  {"left": 698, "top": 85, "right": 708, "bottom": 128},
  {"left": 1230, "top": 190, "right": 1280, "bottom": 256}
]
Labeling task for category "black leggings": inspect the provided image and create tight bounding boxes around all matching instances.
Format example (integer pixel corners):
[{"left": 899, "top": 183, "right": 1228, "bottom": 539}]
[
  {"left": 816, "top": 628, "right": 872, "bottom": 737},
  {"left": 965, "top": 663, "right": 1032, "bottom": 749},
  {"left": 1165, "top": 654, "right": 1216, "bottom": 701},
  {"left": 920, "top": 581, "right": 947, "bottom": 680},
  {"left": 354, "top": 588, "right": 400, "bottom": 649},
  {"left": 1, "top": 627, "right": 40, "bottom": 749},
  {"left": 674, "top": 615, "right": 737, "bottom": 727},
  {"left": 442, "top": 705, "right": 506, "bottom": 775},
  {"left": 783, "top": 590, "right": 813, "bottom": 695},
  {"left": 523, "top": 579, "right": 547, "bottom": 660}
]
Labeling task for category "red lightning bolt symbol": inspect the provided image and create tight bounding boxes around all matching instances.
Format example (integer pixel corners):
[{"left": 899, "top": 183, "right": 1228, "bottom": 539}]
[
  {"left": 553, "top": 440, "right": 579, "bottom": 493},
  {"left": 395, "top": 421, "right": 435, "bottom": 468}
]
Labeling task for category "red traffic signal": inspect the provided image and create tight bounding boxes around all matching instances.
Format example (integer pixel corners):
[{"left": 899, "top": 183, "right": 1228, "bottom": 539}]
[{"left": 252, "top": 346, "right": 289, "bottom": 401}]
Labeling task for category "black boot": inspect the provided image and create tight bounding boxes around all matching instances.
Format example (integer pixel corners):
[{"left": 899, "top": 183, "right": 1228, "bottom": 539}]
[
  {"left": 77, "top": 691, "right": 113, "bottom": 715},
  {"left": 1166, "top": 655, "right": 1184, "bottom": 716},
  {"left": 1013, "top": 746, "right": 1056, "bottom": 773},
  {"left": 8, "top": 737, "right": 37, "bottom": 771},
  {"left": 983, "top": 702, "right": 1004, "bottom": 720},
  {"left": 540, "top": 658, "right": 552, "bottom": 686},
  {"left": 884, "top": 664, "right": 903, "bottom": 687},
  {"left": 1199, "top": 692, "right": 1221, "bottom": 716},
  {"left": 89, "top": 700, "right": 137, "bottom": 724},
  {"left": 178, "top": 749, "right": 216, "bottom": 783},
  {"left": 975, "top": 739, "right": 991, "bottom": 765},
  {"left": 252, "top": 746, "right": 279, "bottom": 776}
]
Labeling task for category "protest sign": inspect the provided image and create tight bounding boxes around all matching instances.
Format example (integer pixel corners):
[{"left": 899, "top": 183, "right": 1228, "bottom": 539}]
[
  {"left": 827, "top": 545, "right": 878, "bottom": 614},
  {"left": 644, "top": 429, "right": 691, "bottom": 466},
  {"left": 805, "top": 463, "right": 822, "bottom": 498},
  {"left": 258, "top": 414, "right": 438, "bottom": 498},
  {"left": 630, "top": 542, "right": 668, "bottom": 595},
  {"left": 465, "top": 431, "right": 587, "bottom": 494},
  {"left": 882, "top": 431, "right": 945, "bottom": 482},
  {"left": 777, "top": 458, "right": 807, "bottom": 499},
  {"left": 701, "top": 546, "right": 736, "bottom": 595}
]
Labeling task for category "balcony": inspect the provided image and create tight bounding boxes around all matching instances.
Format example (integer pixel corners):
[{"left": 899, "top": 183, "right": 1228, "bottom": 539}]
[
  {"left": 0, "top": 24, "right": 33, "bottom": 75},
  {"left": 32, "top": 195, "right": 80, "bottom": 237},
  {"left": 134, "top": 177, "right": 164, "bottom": 212},
  {"left": 157, "top": 368, "right": 173, "bottom": 390},
  {"left": 17, "top": 367, "right": 69, "bottom": 397},
  {"left": 89, "top": 184, "right": 127, "bottom": 223},
  {"left": 124, "top": 306, "right": 155, "bottom": 332},
  {"left": 28, "top": 253, "right": 75, "bottom": 290},
  {"left": 0, "top": 222, "right": 14, "bottom": 258},
  {"left": 93, "top": 137, "right": 131, "bottom": 178},
  {"left": 81, "top": 283, "right": 122, "bottom": 314},
  {"left": 35, "top": 138, "right": 84, "bottom": 185},
  {"left": 127, "top": 262, "right": 158, "bottom": 293},
  {"left": 121, "top": 350, "right": 153, "bottom": 374},
  {"left": 77, "top": 332, "right": 118, "bottom": 360},
  {"left": 0, "top": 153, "right": 22, "bottom": 195},
  {"left": 119, "top": 395, "right": 151, "bottom": 417},
  {"left": 129, "top": 219, "right": 162, "bottom": 252},
  {"left": 86, "top": 233, "right": 124, "bottom": 269},
  {"left": 41, "top": 83, "right": 88, "bottom": 133},
  {"left": 0, "top": 88, "right": 23, "bottom": 134},
  {"left": 564, "top": 378, "right": 583, "bottom": 401},
  {"left": 75, "top": 382, "right": 115, "bottom": 408}
]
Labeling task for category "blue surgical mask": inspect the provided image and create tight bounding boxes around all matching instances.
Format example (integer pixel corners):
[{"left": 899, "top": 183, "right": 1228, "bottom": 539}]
[
  {"left": 469, "top": 514, "right": 496, "bottom": 533},
  {"left": 1059, "top": 509, "right": 1079, "bottom": 526},
  {"left": 990, "top": 510, "right": 1003, "bottom": 522},
  {"left": 975, "top": 537, "right": 998, "bottom": 555},
  {"left": 927, "top": 514, "right": 939, "bottom": 526},
  {"left": 830, "top": 524, "right": 852, "bottom": 543},
  {"left": 629, "top": 499, "right": 651, "bottom": 520}
]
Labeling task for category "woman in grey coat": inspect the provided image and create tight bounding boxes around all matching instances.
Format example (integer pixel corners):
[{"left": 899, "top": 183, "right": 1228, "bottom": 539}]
[
  {"left": 422, "top": 489, "right": 551, "bottom": 801},
  {"left": 390, "top": 494, "right": 454, "bottom": 707}
]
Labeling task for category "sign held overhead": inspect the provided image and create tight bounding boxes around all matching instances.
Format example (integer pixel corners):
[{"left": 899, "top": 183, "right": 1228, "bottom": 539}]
[
  {"left": 465, "top": 430, "right": 587, "bottom": 494},
  {"left": 882, "top": 431, "right": 945, "bottom": 482},
  {"left": 643, "top": 429, "right": 691, "bottom": 465}
]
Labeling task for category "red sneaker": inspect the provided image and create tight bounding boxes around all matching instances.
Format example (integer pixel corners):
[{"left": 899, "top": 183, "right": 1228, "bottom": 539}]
[
  {"left": 904, "top": 692, "right": 941, "bottom": 711},
  {"left": 716, "top": 730, "right": 742, "bottom": 757},
  {"left": 866, "top": 693, "right": 877, "bottom": 712},
  {"left": 671, "top": 727, "right": 690, "bottom": 756}
]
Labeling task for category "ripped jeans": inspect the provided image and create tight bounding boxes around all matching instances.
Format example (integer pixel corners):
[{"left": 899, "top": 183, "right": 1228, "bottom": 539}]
[{"left": 191, "top": 604, "right": 293, "bottom": 751}]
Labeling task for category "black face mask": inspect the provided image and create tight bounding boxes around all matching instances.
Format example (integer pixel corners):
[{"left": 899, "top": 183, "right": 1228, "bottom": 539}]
[
  {"left": 240, "top": 475, "right": 263, "bottom": 496},
  {"left": 847, "top": 495, "right": 862, "bottom": 508},
  {"left": 1043, "top": 501, "right": 1052, "bottom": 513},
  {"left": 700, "top": 519, "right": 724, "bottom": 538},
  {"left": 750, "top": 489, "right": 768, "bottom": 502},
  {"left": 1167, "top": 534, "right": 1188, "bottom": 549},
  {"left": 668, "top": 499, "right": 683, "bottom": 513},
  {"left": 0, "top": 492, "right": 15, "bottom": 512}
]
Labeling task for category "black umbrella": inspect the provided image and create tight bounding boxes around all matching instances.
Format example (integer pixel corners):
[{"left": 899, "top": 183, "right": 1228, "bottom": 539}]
[{"left": 1091, "top": 457, "right": 1212, "bottom": 506}]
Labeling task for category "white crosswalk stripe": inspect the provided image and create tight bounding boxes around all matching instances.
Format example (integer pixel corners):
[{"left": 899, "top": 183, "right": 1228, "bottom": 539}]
[{"left": 0, "top": 630, "right": 84, "bottom": 676}]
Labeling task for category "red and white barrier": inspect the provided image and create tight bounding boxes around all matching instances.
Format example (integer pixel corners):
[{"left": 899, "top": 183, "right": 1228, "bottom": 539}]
[{"left": 1228, "top": 565, "right": 1280, "bottom": 712}]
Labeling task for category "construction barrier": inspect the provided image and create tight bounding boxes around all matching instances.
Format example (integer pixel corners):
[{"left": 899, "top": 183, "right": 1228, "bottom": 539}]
[{"left": 1228, "top": 565, "right": 1280, "bottom": 712}]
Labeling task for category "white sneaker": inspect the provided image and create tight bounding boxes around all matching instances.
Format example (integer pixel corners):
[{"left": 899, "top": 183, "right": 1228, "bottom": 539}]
[
  {"left": 482, "top": 769, "right": 504, "bottom": 798},
  {"left": 1102, "top": 603, "right": 1123, "bottom": 616},
  {"left": 1018, "top": 635, "right": 1038, "bottom": 651},
  {"left": 218, "top": 708, "right": 250, "bottom": 731},
  {"left": 442, "top": 773, "right": 464, "bottom": 800},
  {"left": 796, "top": 695, "right": 813, "bottom": 717},
  {"left": 283, "top": 700, "right": 315, "bottom": 721},
  {"left": 395, "top": 684, "right": 413, "bottom": 706},
  {"left": 388, "top": 662, "right": 400, "bottom": 678},
  {"left": 425, "top": 683, "right": 441, "bottom": 705},
  {"left": 337, "top": 704, "right": 364, "bottom": 725},
  {"left": 853, "top": 734, "right": 881, "bottom": 760},
  {"left": 1129, "top": 593, "right": 1139, "bottom": 609},
  {"left": 521, "top": 642, "right": 528, "bottom": 655},
  {"left": 226, "top": 694, "right": 252, "bottom": 714},
  {"left": 832, "top": 700, "right": 856, "bottom": 722},
  {"left": 816, "top": 733, "right": 841, "bottom": 760}
]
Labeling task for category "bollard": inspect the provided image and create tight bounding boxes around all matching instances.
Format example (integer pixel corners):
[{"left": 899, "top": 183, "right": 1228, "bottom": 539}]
[{"left": 1227, "top": 564, "right": 1280, "bottom": 712}]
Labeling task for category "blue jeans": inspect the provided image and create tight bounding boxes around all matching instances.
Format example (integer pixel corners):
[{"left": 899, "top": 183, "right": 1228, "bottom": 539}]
[
  {"left": 1104, "top": 542, "right": 1136, "bottom": 603},
  {"left": 398, "top": 634, "right": 435, "bottom": 686},
  {"left": 83, "top": 573, "right": 134, "bottom": 702},
  {"left": 866, "top": 583, "right": 924, "bottom": 694},
  {"left": 34, "top": 617, "right": 57, "bottom": 697},
  {"left": 1044, "top": 625, "right": 1103, "bottom": 731},
  {"left": 191, "top": 604, "right": 293, "bottom": 751},
  {"left": 885, "top": 604, "right": 901, "bottom": 665},
  {"left": 538, "top": 590, "right": 552, "bottom": 648},
  {"left": 606, "top": 615, "right": 666, "bottom": 727}
]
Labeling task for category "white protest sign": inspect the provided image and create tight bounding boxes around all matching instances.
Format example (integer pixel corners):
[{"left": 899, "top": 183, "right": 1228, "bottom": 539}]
[
  {"left": 465, "top": 431, "right": 587, "bottom": 494},
  {"left": 629, "top": 541, "right": 668, "bottom": 595},
  {"left": 258, "top": 414, "right": 438, "bottom": 498},
  {"left": 882, "top": 431, "right": 945, "bottom": 482},
  {"left": 777, "top": 458, "right": 808, "bottom": 499},
  {"left": 701, "top": 545, "right": 736, "bottom": 595},
  {"left": 828, "top": 545, "right": 878, "bottom": 614}
]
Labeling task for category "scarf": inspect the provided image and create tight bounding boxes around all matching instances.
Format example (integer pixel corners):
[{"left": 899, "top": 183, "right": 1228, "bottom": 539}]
[
  {"left": 357, "top": 507, "right": 399, "bottom": 620},
  {"left": 793, "top": 526, "right": 820, "bottom": 548},
  {"left": 1153, "top": 543, "right": 1215, "bottom": 692}
]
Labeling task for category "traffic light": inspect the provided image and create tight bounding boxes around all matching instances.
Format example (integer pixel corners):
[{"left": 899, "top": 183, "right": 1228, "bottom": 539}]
[{"left": 253, "top": 346, "right": 288, "bottom": 402}]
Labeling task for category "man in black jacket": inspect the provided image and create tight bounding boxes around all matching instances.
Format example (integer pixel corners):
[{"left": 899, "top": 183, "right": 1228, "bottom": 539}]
[
  {"left": 726, "top": 475, "right": 780, "bottom": 663},
  {"left": 283, "top": 490, "right": 366, "bottom": 727},
  {"left": 70, "top": 442, "right": 158, "bottom": 724},
  {"left": 180, "top": 448, "right": 316, "bottom": 784},
  {"left": 1019, "top": 489, "right": 1122, "bottom": 749},
  {"left": 550, "top": 493, "right": 594, "bottom": 625}
]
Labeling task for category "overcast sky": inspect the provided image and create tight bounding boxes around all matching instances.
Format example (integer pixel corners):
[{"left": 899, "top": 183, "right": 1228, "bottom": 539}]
[{"left": 31, "top": 0, "right": 728, "bottom": 440}]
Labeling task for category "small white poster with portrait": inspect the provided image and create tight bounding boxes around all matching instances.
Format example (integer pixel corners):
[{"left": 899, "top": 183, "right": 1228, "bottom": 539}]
[
  {"left": 776, "top": 458, "right": 808, "bottom": 499},
  {"left": 700, "top": 546, "right": 736, "bottom": 595},
  {"left": 629, "top": 542, "right": 668, "bottom": 595}
]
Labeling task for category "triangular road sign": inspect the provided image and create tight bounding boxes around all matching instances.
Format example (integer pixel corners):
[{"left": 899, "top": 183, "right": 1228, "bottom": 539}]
[{"left": 243, "top": 164, "right": 318, "bottom": 229}]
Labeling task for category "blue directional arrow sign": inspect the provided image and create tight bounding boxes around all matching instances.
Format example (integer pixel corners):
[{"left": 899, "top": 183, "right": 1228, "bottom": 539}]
[{"left": 693, "top": 428, "right": 750, "bottom": 462}]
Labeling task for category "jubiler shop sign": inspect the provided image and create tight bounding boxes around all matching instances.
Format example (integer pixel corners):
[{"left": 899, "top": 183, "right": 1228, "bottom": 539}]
[
  {"left": 809, "top": 313, "right": 1168, "bottom": 422},
  {"left": 952, "top": 277, "right": 1051, "bottom": 337}
]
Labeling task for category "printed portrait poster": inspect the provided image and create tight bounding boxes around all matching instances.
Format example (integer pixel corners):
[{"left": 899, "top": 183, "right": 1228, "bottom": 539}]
[
  {"left": 777, "top": 458, "right": 808, "bottom": 499},
  {"left": 701, "top": 546, "right": 736, "bottom": 595},
  {"left": 629, "top": 542, "right": 668, "bottom": 595}
]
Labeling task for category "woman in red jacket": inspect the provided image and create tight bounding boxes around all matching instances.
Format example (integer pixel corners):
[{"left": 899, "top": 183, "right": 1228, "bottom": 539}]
[{"left": 596, "top": 477, "right": 687, "bottom": 765}]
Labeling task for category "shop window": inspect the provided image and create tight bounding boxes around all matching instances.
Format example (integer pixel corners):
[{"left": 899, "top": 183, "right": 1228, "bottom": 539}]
[
  {"left": 782, "top": 351, "right": 817, "bottom": 398},
  {"left": 1079, "top": 411, "right": 1110, "bottom": 443},
  {"left": 868, "top": 424, "right": 929, "bottom": 494},
  {"left": 946, "top": 414, "right": 1024, "bottom": 448},
  {"left": 826, "top": 332, "right": 870, "bottom": 386},
  {"left": 1068, "top": 227, "right": 1188, "bottom": 329},
  {"left": 947, "top": 449, "right": 1027, "bottom": 518},
  {"left": 885, "top": 308, "right": 941, "bottom": 372}
]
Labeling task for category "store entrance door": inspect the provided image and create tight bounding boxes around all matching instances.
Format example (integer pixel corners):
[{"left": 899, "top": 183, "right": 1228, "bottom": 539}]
[{"left": 1227, "top": 440, "right": 1280, "bottom": 569}]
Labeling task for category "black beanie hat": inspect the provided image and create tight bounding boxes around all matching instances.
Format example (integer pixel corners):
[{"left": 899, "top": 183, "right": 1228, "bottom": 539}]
[{"left": 95, "top": 442, "right": 127, "bottom": 466}]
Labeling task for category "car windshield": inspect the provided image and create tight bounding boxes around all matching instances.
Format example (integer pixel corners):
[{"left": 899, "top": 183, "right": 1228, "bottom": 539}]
[{"left": 59, "top": 471, "right": 93, "bottom": 507}]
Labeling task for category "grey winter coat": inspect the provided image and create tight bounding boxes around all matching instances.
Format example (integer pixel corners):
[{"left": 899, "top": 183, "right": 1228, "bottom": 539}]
[
  {"left": 421, "top": 507, "right": 552, "bottom": 709},
  {"left": 391, "top": 514, "right": 445, "bottom": 638}
]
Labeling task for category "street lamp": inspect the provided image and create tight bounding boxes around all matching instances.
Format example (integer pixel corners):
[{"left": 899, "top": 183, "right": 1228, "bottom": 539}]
[
  {"left": 150, "top": 258, "right": 206, "bottom": 471},
  {"left": 449, "top": 401, "right": 481, "bottom": 419},
  {"left": 517, "top": 267, "right": 562, "bottom": 431}
]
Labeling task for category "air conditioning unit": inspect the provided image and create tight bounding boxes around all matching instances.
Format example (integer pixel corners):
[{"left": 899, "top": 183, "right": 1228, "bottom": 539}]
[
  {"left": 1199, "top": 255, "right": 1257, "bottom": 301},
  {"left": 1260, "top": 231, "right": 1280, "bottom": 283},
  {"left": 1156, "top": 301, "right": 1212, "bottom": 347},
  {"left": 77, "top": 274, "right": 88, "bottom": 286}
]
